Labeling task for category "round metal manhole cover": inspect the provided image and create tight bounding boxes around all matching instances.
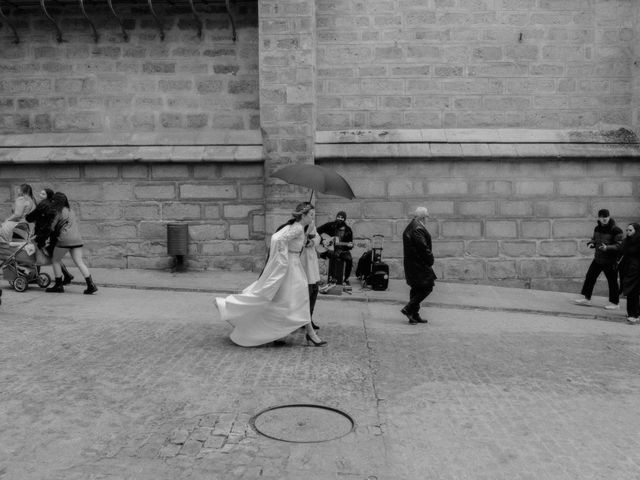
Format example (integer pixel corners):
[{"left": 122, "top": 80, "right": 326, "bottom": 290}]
[{"left": 250, "top": 404, "right": 355, "bottom": 443}]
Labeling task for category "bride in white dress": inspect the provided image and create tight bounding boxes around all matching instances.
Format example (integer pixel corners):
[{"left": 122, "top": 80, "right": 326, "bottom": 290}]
[{"left": 215, "top": 203, "right": 327, "bottom": 347}]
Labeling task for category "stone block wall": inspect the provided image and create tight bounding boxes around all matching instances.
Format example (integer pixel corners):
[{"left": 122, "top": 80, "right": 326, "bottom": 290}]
[
  {"left": 633, "top": 2, "right": 640, "bottom": 137},
  {"left": 316, "top": 157, "right": 640, "bottom": 293},
  {"left": 0, "top": 162, "right": 266, "bottom": 271},
  {"left": 0, "top": 2, "right": 259, "bottom": 135},
  {"left": 316, "top": 0, "right": 636, "bottom": 130}
]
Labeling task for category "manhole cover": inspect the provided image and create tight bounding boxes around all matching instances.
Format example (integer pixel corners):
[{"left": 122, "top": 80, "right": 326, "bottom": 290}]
[{"left": 250, "top": 404, "right": 355, "bottom": 443}]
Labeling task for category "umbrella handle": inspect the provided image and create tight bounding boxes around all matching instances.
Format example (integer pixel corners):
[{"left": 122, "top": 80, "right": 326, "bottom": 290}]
[{"left": 309, "top": 190, "right": 314, "bottom": 204}]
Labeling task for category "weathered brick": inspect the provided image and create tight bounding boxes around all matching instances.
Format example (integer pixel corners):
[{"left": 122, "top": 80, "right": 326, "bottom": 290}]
[
  {"left": 181, "top": 184, "right": 237, "bottom": 199},
  {"left": 433, "top": 241, "right": 465, "bottom": 257},
  {"left": 443, "top": 259, "right": 485, "bottom": 280},
  {"left": 135, "top": 185, "right": 176, "bottom": 200},
  {"left": 557, "top": 181, "right": 599, "bottom": 196},
  {"left": 223, "top": 204, "right": 263, "bottom": 218},
  {"left": 513, "top": 181, "right": 554, "bottom": 196},
  {"left": 518, "top": 259, "right": 549, "bottom": 278},
  {"left": 427, "top": 181, "right": 468, "bottom": 196},
  {"left": 230, "top": 224, "right": 250, "bottom": 240},
  {"left": 487, "top": 260, "right": 517, "bottom": 279},
  {"left": 467, "top": 241, "right": 499, "bottom": 257},
  {"left": 501, "top": 241, "right": 537, "bottom": 257},
  {"left": 485, "top": 220, "right": 517, "bottom": 238},
  {"left": 499, "top": 201, "right": 533, "bottom": 217},
  {"left": 442, "top": 221, "right": 482, "bottom": 238},
  {"left": 534, "top": 201, "right": 587, "bottom": 218},
  {"left": 163, "top": 203, "right": 201, "bottom": 220},
  {"left": 151, "top": 165, "right": 190, "bottom": 179},
  {"left": 538, "top": 240, "right": 578, "bottom": 257},
  {"left": 552, "top": 220, "right": 594, "bottom": 238},
  {"left": 85, "top": 165, "right": 119, "bottom": 179},
  {"left": 458, "top": 201, "right": 495, "bottom": 216},
  {"left": 363, "top": 201, "right": 404, "bottom": 218},
  {"left": 521, "top": 220, "right": 550, "bottom": 238},
  {"left": 124, "top": 204, "right": 161, "bottom": 220},
  {"left": 190, "top": 224, "right": 226, "bottom": 241},
  {"left": 79, "top": 203, "right": 123, "bottom": 220}
]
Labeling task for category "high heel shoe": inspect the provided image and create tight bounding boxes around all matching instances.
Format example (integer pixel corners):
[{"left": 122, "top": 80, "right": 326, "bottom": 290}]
[{"left": 305, "top": 334, "right": 327, "bottom": 347}]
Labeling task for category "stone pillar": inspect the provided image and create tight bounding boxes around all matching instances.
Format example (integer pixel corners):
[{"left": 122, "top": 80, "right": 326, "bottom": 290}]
[
  {"left": 258, "top": 0, "right": 317, "bottom": 232},
  {"left": 633, "top": 1, "right": 640, "bottom": 137}
]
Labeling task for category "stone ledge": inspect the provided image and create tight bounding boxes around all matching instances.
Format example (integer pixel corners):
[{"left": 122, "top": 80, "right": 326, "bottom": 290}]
[
  {"left": 316, "top": 137, "right": 640, "bottom": 160},
  {"left": 316, "top": 128, "right": 639, "bottom": 145},
  {"left": 0, "top": 145, "right": 264, "bottom": 163},
  {"left": 0, "top": 130, "right": 263, "bottom": 148}
]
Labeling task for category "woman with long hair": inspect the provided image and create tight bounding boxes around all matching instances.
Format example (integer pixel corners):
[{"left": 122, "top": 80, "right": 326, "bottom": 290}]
[
  {"left": 25, "top": 188, "right": 74, "bottom": 285},
  {"left": 44, "top": 192, "right": 97, "bottom": 295},
  {"left": 5, "top": 183, "right": 36, "bottom": 223},
  {"left": 215, "top": 202, "right": 326, "bottom": 347},
  {"left": 620, "top": 223, "right": 640, "bottom": 324}
]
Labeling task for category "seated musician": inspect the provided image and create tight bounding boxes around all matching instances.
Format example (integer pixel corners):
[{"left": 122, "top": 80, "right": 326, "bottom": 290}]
[{"left": 317, "top": 211, "right": 354, "bottom": 285}]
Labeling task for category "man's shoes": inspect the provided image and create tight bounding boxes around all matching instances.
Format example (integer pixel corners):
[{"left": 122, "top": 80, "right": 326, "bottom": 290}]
[
  {"left": 573, "top": 298, "right": 591, "bottom": 305},
  {"left": 344, "top": 279, "right": 350, "bottom": 286},
  {"left": 413, "top": 312, "right": 428, "bottom": 323},
  {"left": 401, "top": 307, "right": 427, "bottom": 325},
  {"left": 603, "top": 303, "right": 620, "bottom": 310},
  {"left": 626, "top": 317, "right": 639, "bottom": 325}
]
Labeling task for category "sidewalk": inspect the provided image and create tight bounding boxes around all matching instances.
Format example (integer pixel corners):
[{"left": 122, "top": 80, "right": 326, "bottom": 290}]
[{"left": 82, "top": 267, "right": 629, "bottom": 323}]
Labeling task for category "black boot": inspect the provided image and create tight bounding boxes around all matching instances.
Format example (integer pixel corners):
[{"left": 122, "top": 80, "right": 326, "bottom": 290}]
[
  {"left": 61, "top": 264, "right": 74, "bottom": 285},
  {"left": 46, "top": 277, "right": 64, "bottom": 293},
  {"left": 83, "top": 275, "right": 97, "bottom": 295}
]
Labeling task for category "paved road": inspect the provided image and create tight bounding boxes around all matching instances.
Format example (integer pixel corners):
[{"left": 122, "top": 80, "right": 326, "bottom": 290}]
[{"left": 1, "top": 286, "right": 640, "bottom": 479}]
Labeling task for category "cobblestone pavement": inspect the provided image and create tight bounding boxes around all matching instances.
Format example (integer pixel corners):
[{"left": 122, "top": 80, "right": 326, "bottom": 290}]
[{"left": 1, "top": 286, "right": 639, "bottom": 479}]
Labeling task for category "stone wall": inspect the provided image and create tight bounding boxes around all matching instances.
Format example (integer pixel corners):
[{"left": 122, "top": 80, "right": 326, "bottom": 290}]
[
  {"left": 316, "top": 156, "right": 640, "bottom": 293},
  {"left": 0, "top": 162, "right": 266, "bottom": 271},
  {"left": 316, "top": 0, "right": 635, "bottom": 130},
  {"left": 0, "top": 2, "right": 259, "bottom": 135},
  {"left": 633, "top": 0, "right": 640, "bottom": 137}
]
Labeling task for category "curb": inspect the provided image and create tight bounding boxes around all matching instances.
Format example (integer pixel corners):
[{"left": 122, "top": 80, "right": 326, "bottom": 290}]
[{"left": 85, "top": 280, "right": 627, "bottom": 324}]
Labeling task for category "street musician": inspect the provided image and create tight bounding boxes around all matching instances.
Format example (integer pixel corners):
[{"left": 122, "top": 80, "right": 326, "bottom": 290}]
[{"left": 317, "top": 211, "right": 354, "bottom": 285}]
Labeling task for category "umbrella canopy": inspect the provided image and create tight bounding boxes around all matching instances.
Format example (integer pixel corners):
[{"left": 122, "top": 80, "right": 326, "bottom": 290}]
[{"left": 271, "top": 164, "right": 356, "bottom": 200}]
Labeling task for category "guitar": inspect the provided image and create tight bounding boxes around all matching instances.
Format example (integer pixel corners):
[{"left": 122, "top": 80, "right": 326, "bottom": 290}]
[{"left": 316, "top": 233, "right": 353, "bottom": 254}]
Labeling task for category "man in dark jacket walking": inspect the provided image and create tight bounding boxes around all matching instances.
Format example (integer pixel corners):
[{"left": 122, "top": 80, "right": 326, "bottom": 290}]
[
  {"left": 401, "top": 207, "right": 437, "bottom": 324},
  {"left": 574, "top": 209, "right": 623, "bottom": 309}
]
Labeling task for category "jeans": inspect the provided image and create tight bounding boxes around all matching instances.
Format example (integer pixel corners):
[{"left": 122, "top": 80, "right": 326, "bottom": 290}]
[{"left": 580, "top": 260, "right": 619, "bottom": 304}]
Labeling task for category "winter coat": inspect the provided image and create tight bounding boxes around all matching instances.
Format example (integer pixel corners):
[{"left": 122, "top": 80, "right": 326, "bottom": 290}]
[
  {"left": 590, "top": 219, "right": 623, "bottom": 264},
  {"left": 620, "top": 227, "right": 640, "bottom": 296},
  {"left": 402, "top": 218, "right": 437, "bottom": 287},
  {"left": 51, "top": 208, "right": 83, "bottom": 248}
]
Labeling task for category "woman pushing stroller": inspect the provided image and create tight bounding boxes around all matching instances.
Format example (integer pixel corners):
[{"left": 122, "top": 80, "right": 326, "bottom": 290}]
[{"left": 31, "top": 192, "right": 97, "bottom": 295}]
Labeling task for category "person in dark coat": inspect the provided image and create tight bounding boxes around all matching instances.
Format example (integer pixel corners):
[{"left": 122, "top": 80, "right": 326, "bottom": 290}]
[
  {"left": 401, "top": 207, "right": 437, "bottom": 325},
  {"left": 619, "top": 223, "right": 640, "bottom": 324},
  {"left": 574, "top": 209, "right": 623, "bottom": 309},
  {"left": 25, "top": 188, "right": 74, "bottom": 285}
]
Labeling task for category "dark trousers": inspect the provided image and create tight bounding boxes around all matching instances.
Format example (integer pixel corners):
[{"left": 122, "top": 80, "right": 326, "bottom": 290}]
[
  {"left": 406, "top": 283, "right": 434, "bottom": 314},
  {"left": 627, "top": 289, "right": 640, "bottom": 318},
  {"left": 308, "top": 283, "right": 319, "bottom": 317},
  {"left": 320, "top": 250, "right": 353, "bottom": 283},
  {"left": 580, "top": 260, "right": 619, "bottom": 304}
]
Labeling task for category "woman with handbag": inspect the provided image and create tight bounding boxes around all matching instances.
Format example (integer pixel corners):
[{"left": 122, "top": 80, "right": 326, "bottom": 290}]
[{"left": 619, "top": 223, "right": 640, "bottom": 324}]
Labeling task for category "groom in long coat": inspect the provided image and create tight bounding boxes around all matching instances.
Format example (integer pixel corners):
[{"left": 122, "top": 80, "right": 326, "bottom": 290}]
[{"left": 401, "top": 207, "right": 437, "bottom": 324}]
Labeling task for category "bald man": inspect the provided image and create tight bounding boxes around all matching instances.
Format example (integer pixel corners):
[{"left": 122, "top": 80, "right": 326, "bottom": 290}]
[{"left": 401, "top": 207, "right": 437, "bottom": 324}]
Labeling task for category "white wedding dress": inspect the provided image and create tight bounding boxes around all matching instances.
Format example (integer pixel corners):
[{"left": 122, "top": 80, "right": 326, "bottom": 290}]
[{"left": 215, "top": 222, "right": 311, "bottom": 347}]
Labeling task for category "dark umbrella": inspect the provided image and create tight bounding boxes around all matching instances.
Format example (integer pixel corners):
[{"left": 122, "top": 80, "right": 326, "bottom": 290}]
[{"left": 271, "top": 164, "right": 356, "bottom": 202}]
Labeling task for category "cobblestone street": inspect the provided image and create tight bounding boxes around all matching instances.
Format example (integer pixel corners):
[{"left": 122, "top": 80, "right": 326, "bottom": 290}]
[{"left": 1, "top": 285, "right": 640, "bottom": 479}]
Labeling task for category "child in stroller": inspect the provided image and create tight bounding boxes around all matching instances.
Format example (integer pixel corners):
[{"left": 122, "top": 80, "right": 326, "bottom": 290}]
[{"left": 0, "top": 222, "right": 51, "bottom": 292}]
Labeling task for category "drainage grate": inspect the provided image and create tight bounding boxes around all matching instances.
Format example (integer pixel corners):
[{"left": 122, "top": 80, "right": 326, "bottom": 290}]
[{"left": 249, "top": 404, "right": 355, "bottom": 443}]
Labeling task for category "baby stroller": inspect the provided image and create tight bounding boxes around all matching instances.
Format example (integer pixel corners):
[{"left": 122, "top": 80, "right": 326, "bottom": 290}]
[{"left": 0, "top": 222, "right": 51, "bottom": 292}]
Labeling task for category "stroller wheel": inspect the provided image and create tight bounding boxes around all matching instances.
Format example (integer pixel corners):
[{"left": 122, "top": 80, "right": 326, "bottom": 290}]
[
  {"left": 37, "top": 272, "right": 52, "bottom": 288},
  {"left": 13, "top": 276, "right": 28, "bottom": 292}
]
